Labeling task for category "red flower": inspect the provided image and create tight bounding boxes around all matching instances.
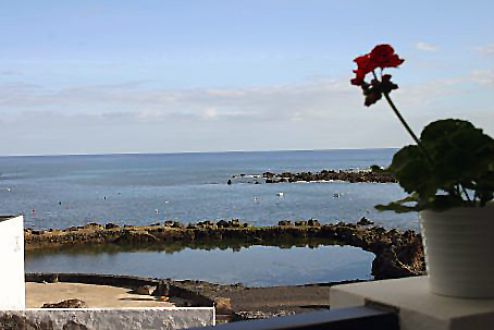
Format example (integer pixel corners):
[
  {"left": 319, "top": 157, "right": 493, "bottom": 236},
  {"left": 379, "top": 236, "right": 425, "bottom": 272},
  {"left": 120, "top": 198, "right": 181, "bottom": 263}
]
[
  {"left": 351, "top": 44, "right": 404, "bottom": 86},
  {"left": 370, "top": 44, "right": 404, "bottom": 69},
  {"left": 351, "top": 54, "right": 377, "bottom": 86}
]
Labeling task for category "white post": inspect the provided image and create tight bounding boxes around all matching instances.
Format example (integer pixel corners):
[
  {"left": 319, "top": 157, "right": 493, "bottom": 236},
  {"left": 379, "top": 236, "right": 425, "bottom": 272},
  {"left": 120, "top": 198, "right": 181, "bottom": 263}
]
[{"left": 0, "top": 215, "right": 25, "bottom": 310}]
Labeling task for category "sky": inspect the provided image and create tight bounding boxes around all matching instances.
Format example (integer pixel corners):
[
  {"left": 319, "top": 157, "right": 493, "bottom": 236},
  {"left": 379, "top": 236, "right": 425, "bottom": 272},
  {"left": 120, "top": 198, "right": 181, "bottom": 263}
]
[{"left": 0, "top": 0, "right": 493, "bottom": 155}]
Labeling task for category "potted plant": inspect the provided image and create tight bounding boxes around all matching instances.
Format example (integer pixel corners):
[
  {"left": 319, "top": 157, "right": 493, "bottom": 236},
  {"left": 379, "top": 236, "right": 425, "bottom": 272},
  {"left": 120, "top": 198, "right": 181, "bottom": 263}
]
[{"left": 351, "top": 44, "right": 494, "bottom": 298}]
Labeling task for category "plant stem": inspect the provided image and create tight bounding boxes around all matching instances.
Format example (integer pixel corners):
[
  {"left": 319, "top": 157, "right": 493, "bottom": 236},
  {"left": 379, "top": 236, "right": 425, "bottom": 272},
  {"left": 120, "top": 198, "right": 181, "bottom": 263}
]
[
  {"left": 382, "top": 92, "right": 433, "bottom": 165},
  {"left": 460, "top": 184, "right": 472, "bottom": 203},
  {"left": 383, "top": 91, "right": 472, "bottom": 203},
  {"left": 381, "top": 84, "right": 474, "bottom": 204}
]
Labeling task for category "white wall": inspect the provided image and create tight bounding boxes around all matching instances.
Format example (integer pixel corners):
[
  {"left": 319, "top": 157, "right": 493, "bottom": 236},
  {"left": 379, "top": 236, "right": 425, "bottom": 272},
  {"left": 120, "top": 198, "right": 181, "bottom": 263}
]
[
  {"left": 0, "top": 215, "right": 25, "bottom": 310},
  {"left": 0, "top": 307, "right": 215, "bottom": 329}
]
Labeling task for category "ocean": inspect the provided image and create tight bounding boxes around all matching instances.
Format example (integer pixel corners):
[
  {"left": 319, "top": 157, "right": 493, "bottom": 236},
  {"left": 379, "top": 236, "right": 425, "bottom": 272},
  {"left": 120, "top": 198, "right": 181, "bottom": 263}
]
[
  {"left": 1, "top": 149, "right": 419, "bottom": 286},
  {"left": 0, "top": 148, "right": 417, "bottom": 230}
]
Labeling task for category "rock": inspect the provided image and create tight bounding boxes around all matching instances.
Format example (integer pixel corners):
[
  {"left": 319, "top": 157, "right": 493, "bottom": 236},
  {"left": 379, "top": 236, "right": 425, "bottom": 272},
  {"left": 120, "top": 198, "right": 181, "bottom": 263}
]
[
  {"left": 261, "top": 169, "right": 396, "bottom": 184},
  {"left": 214, "top": 297, "right": 233, "bottom": 315},
  {"left": 115, "top": 230, "right": 159, "bottom": 244},
  {"left": 278, "top": 220, "right": 291, "bottom": 226},
  {"left": 294, "top": 220, "right": 307, "bottom": 227},
  {"left": 62, "top": 320, "right": 89, "bottom": 330},
  {"left": 262, "top": 172, "right": 275, "bottom": 179},
  {"left": 172, "top": 221, "right": 185, "bottom": 229},
  {"left": 230, "top": 219, "right": 241, "bottom": 228},
  {"left": 46, "top": 274, "right": 59, "bottom": 283},
  {"left": 83, "top": 223, "right": 103, "bottom": 230},
  {"left": 357, "top": 217, "right": 374, "bottom": 226},
  {"left": 31, "top": 230, "right": 45, "bottom": 235},
  {"left": 227, "top": 179, "right": 232, "bottom": 185},
  {"left": 0, "top": 314, "right": 46, "bottom": 330},
  {"left": 217, "top": 220, "right": 230, "bottom": 228},
  {"left": 42, "top": 299, "right": 88, "bottom": 308},
  {"left": 152, "top": 281, "right": 170, "bottom": 297},
  {"left": 307, "top": 219, "right": 320, "bottom": 227},
  {"left": 105, "top": 223, "right": 120, "bottom": 230},
  {"left": 134, "top": 285, "right": 155, "bottom": 295},
  {"left": 197, "top": 220, "right": 216, "bottom": 229}
]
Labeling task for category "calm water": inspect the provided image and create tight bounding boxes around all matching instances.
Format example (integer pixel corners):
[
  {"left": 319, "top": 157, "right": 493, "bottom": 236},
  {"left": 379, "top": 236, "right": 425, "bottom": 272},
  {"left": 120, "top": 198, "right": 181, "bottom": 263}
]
[
  {"left": 0, "top": 149, "right": 417, "bottom": 230},
  {"left": 25, "top": 245, "right": 374, "bottom": 287}
]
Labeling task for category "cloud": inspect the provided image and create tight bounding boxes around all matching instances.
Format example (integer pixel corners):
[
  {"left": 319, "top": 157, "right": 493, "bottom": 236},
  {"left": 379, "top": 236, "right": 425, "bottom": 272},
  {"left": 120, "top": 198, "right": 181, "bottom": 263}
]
[
  {"left": 470, "top": 70, "right": 494, "bottom": 86},
  {"left": 0, "top": 74, "right": 493, "bottom": 155},
  {"left": 477, "top": 44, "right": 494, "bottom": 56},
  {"left": 415, "top": 42, "right": 439, "bottom": 52},
  {"left": 0, "top": 78, "right": 357, "bottom": 123},
  {"left": 0, "top": 70, "right": 22, "bottom": 76}
]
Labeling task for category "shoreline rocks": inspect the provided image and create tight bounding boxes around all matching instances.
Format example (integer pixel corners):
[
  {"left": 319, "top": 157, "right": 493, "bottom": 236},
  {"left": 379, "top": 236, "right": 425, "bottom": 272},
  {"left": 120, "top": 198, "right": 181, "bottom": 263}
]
[
  {"left": 262, "top": 169, "right": 396, "bottom": 184},
  {"left": 25, "top": 219, "right": 424, "bottom": 280}
]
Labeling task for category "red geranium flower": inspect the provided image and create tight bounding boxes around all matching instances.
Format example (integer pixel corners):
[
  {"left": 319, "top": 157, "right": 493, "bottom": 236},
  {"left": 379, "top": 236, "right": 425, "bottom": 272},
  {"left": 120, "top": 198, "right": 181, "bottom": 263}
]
[
  {"left": 351, "top": 54, "right": 377, "bottom": 86},
  {"left": 350, "top": 44, "right": 404, "bottom": 86},
  {"left": 370, "top": 44, "right": 404, "bottom": 69}
]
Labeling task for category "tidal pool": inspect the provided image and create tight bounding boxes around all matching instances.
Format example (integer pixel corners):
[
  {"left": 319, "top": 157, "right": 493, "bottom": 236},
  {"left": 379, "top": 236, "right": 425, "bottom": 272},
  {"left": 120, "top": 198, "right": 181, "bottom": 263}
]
[{"left": 26, "top": 245, "right": 374, "bottom": 287}]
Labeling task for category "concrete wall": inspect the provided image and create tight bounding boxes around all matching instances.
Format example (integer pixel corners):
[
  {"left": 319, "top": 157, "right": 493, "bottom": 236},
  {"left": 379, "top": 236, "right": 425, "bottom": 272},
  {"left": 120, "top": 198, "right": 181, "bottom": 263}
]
[
  {"left": 0, "top": 307, "right": 215, "bottom": 329},
  {"left": 0, "top": 215, "right": 25, "bottom": 310}
]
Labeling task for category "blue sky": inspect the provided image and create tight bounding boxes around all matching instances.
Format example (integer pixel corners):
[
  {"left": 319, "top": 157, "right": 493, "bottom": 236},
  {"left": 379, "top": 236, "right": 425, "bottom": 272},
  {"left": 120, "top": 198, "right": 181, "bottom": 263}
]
[{"left": 0, "top": 0, "right": 493, "bottom": 155}]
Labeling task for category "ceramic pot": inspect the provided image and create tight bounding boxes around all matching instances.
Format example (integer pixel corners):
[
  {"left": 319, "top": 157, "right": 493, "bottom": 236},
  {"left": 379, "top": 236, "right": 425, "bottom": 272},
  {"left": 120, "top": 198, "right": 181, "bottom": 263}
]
[{"left": 420, "top": 203, "right": 494, "bottom": 298}]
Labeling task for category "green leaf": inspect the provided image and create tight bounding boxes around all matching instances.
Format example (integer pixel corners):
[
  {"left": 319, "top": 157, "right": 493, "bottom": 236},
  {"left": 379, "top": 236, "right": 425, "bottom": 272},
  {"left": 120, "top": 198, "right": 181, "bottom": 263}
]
[{"left": 378, "top": 119, "right": 494, "bottom": 213}]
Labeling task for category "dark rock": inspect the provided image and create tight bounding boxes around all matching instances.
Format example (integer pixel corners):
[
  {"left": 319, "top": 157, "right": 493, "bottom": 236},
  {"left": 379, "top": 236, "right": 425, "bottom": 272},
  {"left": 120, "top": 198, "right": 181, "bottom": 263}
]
[
  {"left": 357, "top": 217, "right": 374, "bottom": 226},
  {"left": 105, "top": 223, "right": 120, "bottom": 230},
  {"left": 152, "top": 281, "right": 170, "bottom": 297},
  {"left": 42, "top": 299, "right": 88, "bottom": 308},
  {"left": 115, "top": 230, "right": 159, "bottom": 244},
  {"left": 46, "top": 274, "right": 59, "bottom": 283},
  {"left": 134, "top": 285, "right": 155, "bottom": 295},
  {"left": 172, "top": 221, "right": 185, "bottom": 229},
  {"left": 261, "top": 169, "right": 396, "bottom": 184},
  {"left": 217, "top": 220, "right": 230, "bottom": 228},
  {"left": 83, "top": 223, "right": 102, "bottom": 230},
  {"left": 278, "top": 220, "right": 291, "bottom": 226},
  {"left": 164, "top": 220, "right": 175, "bottom": 227},
  {"left": 294, "top": 221, "right": 307, "bottom": 227},
  {"left": 63, "top": 320, "right": 89, "bottom": 330},
  {"left": 307, "top": 219, "right": 320, "bottom": 227},
  {"left": 0, "top": 313, "right": 50, "bottom": 330}
]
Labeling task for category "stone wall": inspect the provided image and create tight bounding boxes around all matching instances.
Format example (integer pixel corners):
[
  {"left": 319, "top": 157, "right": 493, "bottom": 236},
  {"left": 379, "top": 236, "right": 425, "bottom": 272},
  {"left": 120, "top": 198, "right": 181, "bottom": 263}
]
[{"left": 0, "top": 308, "right": 215, "bottom": 330}]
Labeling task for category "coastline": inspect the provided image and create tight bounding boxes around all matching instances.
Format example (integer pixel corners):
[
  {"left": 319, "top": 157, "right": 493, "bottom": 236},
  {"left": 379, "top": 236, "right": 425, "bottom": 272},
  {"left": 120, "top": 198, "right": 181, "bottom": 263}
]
[{"left": 25, "top": 219, "right": 424, "bottom": 280}]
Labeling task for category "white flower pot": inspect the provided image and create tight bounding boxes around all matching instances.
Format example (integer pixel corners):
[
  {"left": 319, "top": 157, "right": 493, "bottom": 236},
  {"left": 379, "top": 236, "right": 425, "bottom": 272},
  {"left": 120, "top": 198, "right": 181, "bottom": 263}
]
[{"left": 420, "top": 203, "right": 494, "bottom": 298}]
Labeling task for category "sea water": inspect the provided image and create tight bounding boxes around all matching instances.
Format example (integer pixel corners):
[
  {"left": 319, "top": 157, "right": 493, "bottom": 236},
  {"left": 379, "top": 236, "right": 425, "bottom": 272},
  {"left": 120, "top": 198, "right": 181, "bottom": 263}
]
[
  {"left": 1, "top": 149, "right": 418, "bottom": 285},
  {"left": 0, "top": 148, "right": 417, "bottom": 230}
]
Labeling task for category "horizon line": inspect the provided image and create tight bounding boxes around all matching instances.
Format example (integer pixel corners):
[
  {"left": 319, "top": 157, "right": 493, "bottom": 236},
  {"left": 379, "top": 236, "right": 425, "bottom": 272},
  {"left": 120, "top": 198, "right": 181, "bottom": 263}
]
[{"left": 0, "top": 147, "right": 399, "bottom": 158}]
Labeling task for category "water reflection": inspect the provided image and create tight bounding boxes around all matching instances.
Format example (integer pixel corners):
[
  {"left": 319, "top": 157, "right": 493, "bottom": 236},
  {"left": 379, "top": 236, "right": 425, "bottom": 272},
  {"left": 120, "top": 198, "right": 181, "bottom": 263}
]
[{"left": 26, "top": 244, "right": 374, "bottom": 287}]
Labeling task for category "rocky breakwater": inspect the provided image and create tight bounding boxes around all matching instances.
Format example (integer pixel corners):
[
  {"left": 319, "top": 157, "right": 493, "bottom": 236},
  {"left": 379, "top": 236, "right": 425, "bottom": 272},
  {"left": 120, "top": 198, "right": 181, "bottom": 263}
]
[
  {"left": 262, "top": 168, "right": 396, "bottom": 183},
  {"left": 25, "top": 219, "right": 424, "bottom": 280}
]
